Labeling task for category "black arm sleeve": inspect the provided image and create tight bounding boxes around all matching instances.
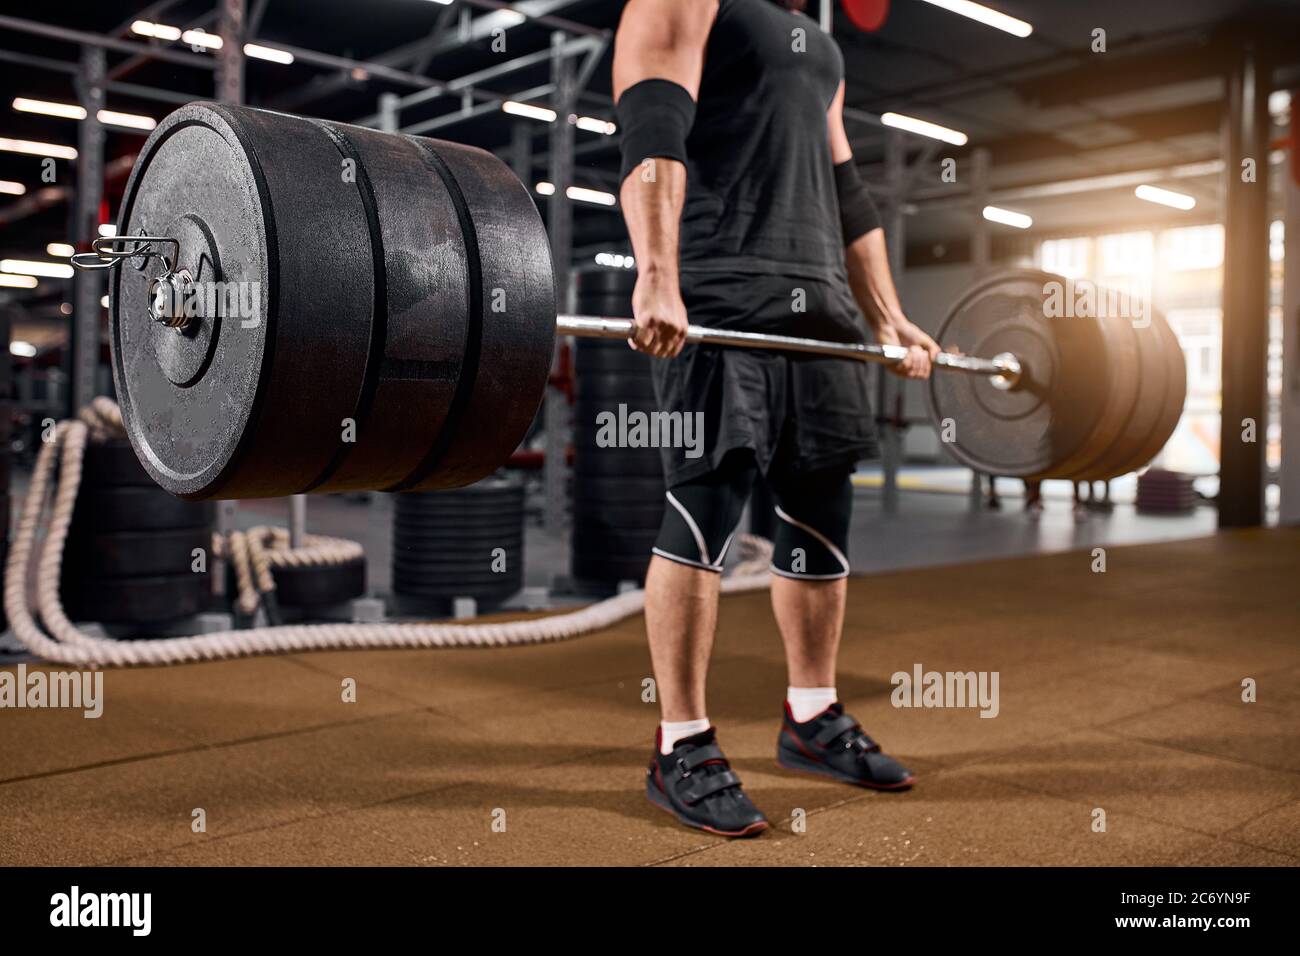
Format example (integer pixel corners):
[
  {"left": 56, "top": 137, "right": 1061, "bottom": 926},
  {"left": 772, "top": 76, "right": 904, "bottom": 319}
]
[
  {"left": 615, "top": 78, "right": 697, "bottom": 186},
  {"left": 833, "top": 159, "right": 882, "bottom": 245}
]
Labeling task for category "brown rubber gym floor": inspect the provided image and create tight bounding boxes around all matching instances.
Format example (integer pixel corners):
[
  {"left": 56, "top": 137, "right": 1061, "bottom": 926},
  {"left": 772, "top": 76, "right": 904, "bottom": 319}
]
[{"left": 2, "top": 528, "right": 1298, "bottom": 867}]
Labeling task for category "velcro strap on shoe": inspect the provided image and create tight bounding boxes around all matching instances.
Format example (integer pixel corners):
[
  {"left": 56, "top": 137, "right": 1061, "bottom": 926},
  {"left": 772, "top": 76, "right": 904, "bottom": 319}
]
[
  {"left": 678, "top": 744, "right": 726, "bottom": 772},
  {"left": 678, "top": 769, "right": 741, "bottom": 805},
  {"left": 813, "top": 714, "right": 860, "bottom": 747}
]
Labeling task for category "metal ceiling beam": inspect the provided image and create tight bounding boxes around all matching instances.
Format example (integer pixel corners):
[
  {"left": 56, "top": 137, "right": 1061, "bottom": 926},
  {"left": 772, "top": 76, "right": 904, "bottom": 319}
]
[
  {"left": 353, "top": 33, "right": 601, "bottom": 127},
  {"left": 268, "top": 0, "right": 593, "bottom": 112}
]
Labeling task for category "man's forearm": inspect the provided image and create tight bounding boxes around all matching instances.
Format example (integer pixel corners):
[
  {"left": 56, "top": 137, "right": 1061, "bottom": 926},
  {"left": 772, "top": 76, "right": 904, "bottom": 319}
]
[
  {"left": 620, "top": 158, "right": 688, "bottom": 280},
  {"left": 845, "top": 228, "right": 905, "bottom": 336}
]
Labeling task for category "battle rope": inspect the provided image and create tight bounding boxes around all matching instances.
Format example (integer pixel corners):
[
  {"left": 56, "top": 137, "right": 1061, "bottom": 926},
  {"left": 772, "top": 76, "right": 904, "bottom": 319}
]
[{"left": 5, "top": 409, "right": 773, "bottom": 668}]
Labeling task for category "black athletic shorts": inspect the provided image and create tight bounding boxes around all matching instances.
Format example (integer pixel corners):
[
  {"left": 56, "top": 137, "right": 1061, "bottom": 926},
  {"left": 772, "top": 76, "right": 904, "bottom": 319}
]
[{"left": 652, "top": 269, "right": 879, "bottom": 487}]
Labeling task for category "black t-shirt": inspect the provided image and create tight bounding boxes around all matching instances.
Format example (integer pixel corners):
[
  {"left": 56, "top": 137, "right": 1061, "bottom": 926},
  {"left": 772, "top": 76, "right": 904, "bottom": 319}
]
[{"left": 681, "top": 0, "right": 849, "bottom": 296}]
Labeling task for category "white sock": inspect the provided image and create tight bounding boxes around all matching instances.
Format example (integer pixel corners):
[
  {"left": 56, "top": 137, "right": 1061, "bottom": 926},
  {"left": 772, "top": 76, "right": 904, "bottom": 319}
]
[
  {"left": 660, "top": 718, "right": 711, "bottom": 754},
  {"left": 787, "top": 686, "right": 837, "bottom": 722}
]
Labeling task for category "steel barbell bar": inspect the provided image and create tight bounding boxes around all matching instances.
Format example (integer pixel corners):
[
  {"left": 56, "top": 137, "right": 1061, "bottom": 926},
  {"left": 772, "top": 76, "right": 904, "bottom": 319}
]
[{"left": 556, "top": 314, "right": 1024, "bottom": 390}]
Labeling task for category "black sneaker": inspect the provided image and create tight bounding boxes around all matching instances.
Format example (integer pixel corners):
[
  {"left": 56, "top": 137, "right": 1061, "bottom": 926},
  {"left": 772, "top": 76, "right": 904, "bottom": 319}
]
[
  {"left": 646, "top": 728, "right": 769, "bottom": 837},
  {"left": 777, "top": 702, "right": 915, "bottom": 790}
]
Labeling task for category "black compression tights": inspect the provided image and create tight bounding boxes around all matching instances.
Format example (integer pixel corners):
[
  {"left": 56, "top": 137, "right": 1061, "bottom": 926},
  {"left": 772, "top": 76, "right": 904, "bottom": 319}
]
[{"left": 652, "top": 451, "right": 853, "bottom": 579}]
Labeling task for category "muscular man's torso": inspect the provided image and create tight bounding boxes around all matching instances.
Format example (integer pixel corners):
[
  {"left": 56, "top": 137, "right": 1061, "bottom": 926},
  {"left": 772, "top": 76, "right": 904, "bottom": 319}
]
[{"left": 681, "top": 0, "right": 847, "bottom": 286}]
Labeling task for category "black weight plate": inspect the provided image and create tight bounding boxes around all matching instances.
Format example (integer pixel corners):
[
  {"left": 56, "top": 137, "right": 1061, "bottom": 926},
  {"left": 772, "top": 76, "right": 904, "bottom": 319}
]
[
  {"left": 1084, "top": 311, "right": 1167, "bottom": 480},
  {"left": 574, "top": 472, "right": 667, "bottom": 493},
  {"left": 392, "top": 517, "right": 523, "bottom": 534},
  {"left": 271, "top": 556, "right": 366, "bottom": 606},
  {"left": 392, "top": 550, "right": 522, "bottom": 573},
  {"left": 1102, "top": 313, "right": 1186, "bottom": 478},
  {"left": 61, "top": 573, "right": 210, "bottom": 624},
  {"left": 391, "top": 579, "right": 521, "bottom": 600},
  {"left": 927, "top": 270, "right": 1105, "bottom": 479},
  {"left": 113, "top": 103, "right": 375, "bottom": 500},
  {"left": 572, "top": 523, "right": 662, "bottom": 551},
  {"left": 393, "top": 491, "right": 524, "bottom": 510},
  {"left": 301, "top": 120, "right": 470, "bottom": 493},
  {"left": 574, "top": 377, "right": 658, "bottom": 403},
  {"left": 574, "top": 339, "right": 655, "bottom": 372},
  {"left": 574, "top": 266, "right": 636, "bottom": 302},
  {"left": 571, "top": 557, "right": 652, "bottom": 583},
  {"left": 574, "top": 453, "right": 666, "bottom": 480},
  {"left": 71, "top": 486, "right": 215, "bottom": 532},
  {"left": 63, "top": 527, "right": 210, "bottom": 578},
  {"left": 573, "top": 501, "right": 667, "bottom": 524},
  {"left": 1054, "top": 301, "right": 1140, "bottom": 481},
  {"left": 390, "top": 535, "right": 522, "bottom": 556},
  {"left": 397, "top": 136, "right": 555, "bottom": 492},
  {"left": 80, "top": 440, "right": 156, "bottom": 487}
]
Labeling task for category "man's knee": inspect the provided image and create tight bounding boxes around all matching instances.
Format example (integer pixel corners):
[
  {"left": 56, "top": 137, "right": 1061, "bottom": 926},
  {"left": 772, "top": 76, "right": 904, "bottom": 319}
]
[
  {"left": 652, "top": 457, "right": 756, "bottom": 572},
  {"left": 768, "top": 469, "right": 853, "bottom": 579}
]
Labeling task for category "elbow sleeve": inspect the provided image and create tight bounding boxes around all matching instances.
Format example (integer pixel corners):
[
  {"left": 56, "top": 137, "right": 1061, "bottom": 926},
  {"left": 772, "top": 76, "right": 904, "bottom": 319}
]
[
  {"left": 615, "top": 78, "right": 696, "bottom": 186},
  {"left": 833, "top": 159, "right": 882, "bottom": 245}
]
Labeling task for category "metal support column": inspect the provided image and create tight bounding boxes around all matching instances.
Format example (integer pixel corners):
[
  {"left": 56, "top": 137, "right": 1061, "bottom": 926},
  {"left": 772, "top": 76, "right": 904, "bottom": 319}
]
[
  {"left": 878, "top": 129, "right": 906, "bottom": 515},
  {"left": 215, "top": 0, "right": 247, "bottom": 590},
  {"left": 216, "top": 0, "right": 246, "bottom": 105},
  {"left": 967, "top": 147, "right": 991, "bottom": 510},
  {"left": 819, "top": 0, "right": 833, "bottom": 33},
  {"left": 377, "top": 92, "right": 400, "bottom": 133},
  {"left": 69, "top": 46, "right": 105, "bottom": 416},
  {"left": 509, "top": 120, "right": 532, "bottom": 184},
  {"left": 544, "top": 31, "right": 575, "bottom": 537},
  {"left": 1218, "top": 40, "right": 1272, "bottom": 528},
  {"left": 1279, "top": 90, "right": 1300, "bottom": 525}
]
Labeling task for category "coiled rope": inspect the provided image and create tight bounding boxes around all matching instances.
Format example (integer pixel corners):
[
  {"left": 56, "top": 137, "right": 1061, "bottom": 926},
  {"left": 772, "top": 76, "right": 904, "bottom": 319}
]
[{"left": 4, "top": 404, "right": 773, "bottom": 668}]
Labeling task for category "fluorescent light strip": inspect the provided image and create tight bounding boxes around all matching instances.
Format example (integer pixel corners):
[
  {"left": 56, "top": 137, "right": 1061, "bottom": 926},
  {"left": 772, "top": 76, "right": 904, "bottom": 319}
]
[
  {"left": 131, "top": 20, "right": 183, "bottom": 41},
  {"left": 595, "top": 252, "right": 635, "bottom": 269},
  {"left": 10, "top": 340, "right": 38, "bottom": 356},
  {"left": 0, "top": 179, "right": 25, "bottom": 196},
  {"left": 982, "top": 205, "right": 1032, "bottom": 229},
  {"left": 13, "top": 98, "right": 156, "bottom": 131},
  {"left": 1134, "top": 184, "right": 1196, "bottom": 210},
  {"left": 1, "top": 275, "right": 39, "bottom": 290},
  {"left": 535, "top": 183, "right": 616, "bottom": 206},
  {"left": 917, "top": 0, "right": 1033, "bottom": 37},
  {"left": 503, "top": 101, "right": 557, "bottom": 123},
  {"left": 101, "top": 295, "right": 110, "bottom": 309},
  {"left": 13, "top": 97, "right": 87, "bottom": 120},
  {"left": 567, "top": 186, "right": 617, "bottom": 206},
  {"left": 46, "top": 242, "right": 75, "bottom": 258},
  {"left": 880, "top": 111, "right": 968, "bottom": 146},
  {"left": 98, "top": 109, "right": 157, "bottom": 131},
  {"left": 575, "top": 116, "right": 617, "bottom": 135},
  {"left": 182, "top": 29, "right": 223, "bottom": 50},
  {"left": 98, "top": 224, "right": 117, "bottom": 238},
  {"left": 1, "top": 258, "right": 74, "bottom": 279},
  {"left": 0, "top": 137, "right": 77, "bottom": 160},
  {"left": 245, "top": 43, "right": 295, "bottom": 64}
]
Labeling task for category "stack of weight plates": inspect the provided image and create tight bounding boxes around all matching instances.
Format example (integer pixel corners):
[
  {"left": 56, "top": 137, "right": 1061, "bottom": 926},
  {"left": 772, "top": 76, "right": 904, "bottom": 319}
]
[
  {"left": 570, "top": 267, "right": 666, "bottom": 593},
  {"left": 60, "top": 440, "right": 214, "bottom": 627},
  {"left": 222, "top": 538, "right": 367, "bottom": 617},
  {"left": 390, "top": 477, "right": 524, "bottom": 614},
  {"left": 1136, "top": 468, "right": 1198, "bottom": 514}
]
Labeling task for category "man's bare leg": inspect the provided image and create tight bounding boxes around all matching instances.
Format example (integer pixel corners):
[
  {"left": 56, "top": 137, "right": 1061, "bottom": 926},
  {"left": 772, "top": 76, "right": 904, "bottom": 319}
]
[
  {"left": 770, "top": 575, "right": 846, "bottom": 689},
  {"left": 644, "top": 554, "right": 722, "bottom": 722}
]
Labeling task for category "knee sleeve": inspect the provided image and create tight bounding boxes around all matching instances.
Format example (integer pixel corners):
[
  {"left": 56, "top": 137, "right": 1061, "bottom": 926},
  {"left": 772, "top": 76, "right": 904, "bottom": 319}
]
[
  {"left": 653, "top": 456, "right": 757, "bottom": 572},
  {"left": 768, "top": 468, "right": 853, "bottom": 579}
]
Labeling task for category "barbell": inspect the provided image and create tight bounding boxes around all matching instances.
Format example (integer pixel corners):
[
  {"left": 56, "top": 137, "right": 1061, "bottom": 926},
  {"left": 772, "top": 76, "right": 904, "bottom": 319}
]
[{"left": 75, "top": 102, "right": 1185, "bottom": 500}]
